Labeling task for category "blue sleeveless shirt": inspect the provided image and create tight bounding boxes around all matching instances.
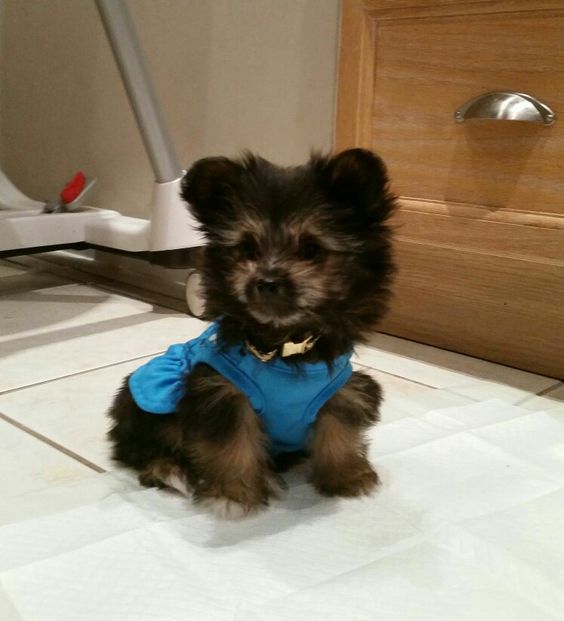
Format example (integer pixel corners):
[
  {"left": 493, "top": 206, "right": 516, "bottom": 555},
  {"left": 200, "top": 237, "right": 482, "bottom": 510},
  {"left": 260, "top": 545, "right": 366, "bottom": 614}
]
[{"left": 129, "top": 323, "right": 353, "bottom": 454}]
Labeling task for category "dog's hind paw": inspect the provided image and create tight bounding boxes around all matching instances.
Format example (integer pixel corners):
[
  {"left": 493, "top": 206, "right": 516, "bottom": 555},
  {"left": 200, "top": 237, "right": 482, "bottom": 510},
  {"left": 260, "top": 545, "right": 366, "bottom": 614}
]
[{"left": 194, "top": 473, "right": 282, "bottom": 519}]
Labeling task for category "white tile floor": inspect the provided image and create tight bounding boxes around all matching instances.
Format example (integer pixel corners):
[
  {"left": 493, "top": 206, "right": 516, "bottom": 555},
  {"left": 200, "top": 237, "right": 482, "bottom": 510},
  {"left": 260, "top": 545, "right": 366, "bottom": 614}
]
[{"left": 0, "top": 258, "right": 563, "bottom": 621}]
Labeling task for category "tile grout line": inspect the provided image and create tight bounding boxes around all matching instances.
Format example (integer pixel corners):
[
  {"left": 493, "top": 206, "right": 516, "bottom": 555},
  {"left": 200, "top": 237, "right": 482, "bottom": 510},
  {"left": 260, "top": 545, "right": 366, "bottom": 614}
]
[
  {"left": 513, "top": 381, "right": 564, "bottom": 406},
  {"left": 2, "top": 347, "right": 449, "bottom": 398},
  {"left": 536, "top": 382, "right": 563, "bottom": 397},
  {"left": 0, "top": 410, "right": 106, "bottom": 473},
  {"left": 353, "top": 360, "right": 438, "bottom": 389},
  {"left": 0, "top": 351, "right": 167, "bottom": 397}
]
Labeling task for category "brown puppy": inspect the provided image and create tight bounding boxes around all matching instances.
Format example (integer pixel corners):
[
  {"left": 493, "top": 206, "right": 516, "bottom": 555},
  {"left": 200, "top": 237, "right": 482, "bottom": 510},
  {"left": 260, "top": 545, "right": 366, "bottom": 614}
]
[{"left": 107, "top": 149, "right": 396, "bottom": 518}]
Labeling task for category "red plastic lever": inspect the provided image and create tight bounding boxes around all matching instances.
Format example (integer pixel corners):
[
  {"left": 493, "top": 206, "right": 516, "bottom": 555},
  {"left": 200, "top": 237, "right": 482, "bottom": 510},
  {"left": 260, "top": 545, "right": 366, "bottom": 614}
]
[{"left": 60, "top": 171, "right": 86, "bottom": 205}]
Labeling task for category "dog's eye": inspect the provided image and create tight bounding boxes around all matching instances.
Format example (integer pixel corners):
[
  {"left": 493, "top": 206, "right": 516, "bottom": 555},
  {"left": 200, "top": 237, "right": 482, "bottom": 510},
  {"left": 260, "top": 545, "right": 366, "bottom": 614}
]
[
  {"left": 239, "top": 239, "right": 260, "bottom": 261},
  {"left": 298, "top": 239, "right": 324, "bottom": 262}
]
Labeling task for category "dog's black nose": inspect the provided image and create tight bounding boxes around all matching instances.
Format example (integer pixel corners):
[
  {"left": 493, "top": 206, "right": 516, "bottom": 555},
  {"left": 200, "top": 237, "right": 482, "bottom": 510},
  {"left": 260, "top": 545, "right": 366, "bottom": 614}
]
[{"left": 255, "top": 279, "right": 280, "bottom": 294}]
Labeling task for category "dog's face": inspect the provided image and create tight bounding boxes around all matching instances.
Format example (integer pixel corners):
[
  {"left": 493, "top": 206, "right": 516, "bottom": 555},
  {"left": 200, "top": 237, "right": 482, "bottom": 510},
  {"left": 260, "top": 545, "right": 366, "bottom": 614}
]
[{"left": 181, "top": 149, "right": 395, "bottom": 340}]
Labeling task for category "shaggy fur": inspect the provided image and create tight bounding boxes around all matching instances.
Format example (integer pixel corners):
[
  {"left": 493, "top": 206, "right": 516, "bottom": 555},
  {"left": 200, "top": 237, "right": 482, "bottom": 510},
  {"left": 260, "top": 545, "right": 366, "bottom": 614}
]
[{"left": 107, "top": 148, "right": 395, "bottom": 517}]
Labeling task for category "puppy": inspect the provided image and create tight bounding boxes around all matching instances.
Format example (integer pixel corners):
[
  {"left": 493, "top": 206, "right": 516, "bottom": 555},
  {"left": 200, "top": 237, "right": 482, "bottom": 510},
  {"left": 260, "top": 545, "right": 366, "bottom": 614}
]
[{"left": 107, "top": 148, "right": 395, "bottom": 517}]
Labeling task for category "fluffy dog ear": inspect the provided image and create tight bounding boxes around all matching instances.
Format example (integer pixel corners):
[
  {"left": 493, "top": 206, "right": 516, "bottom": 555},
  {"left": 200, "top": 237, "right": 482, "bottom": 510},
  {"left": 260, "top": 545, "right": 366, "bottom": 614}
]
[
  {"left": 181, "top": 157, "right": 244, "bottom": 229},
  {"left": 316, "top": 149, "right": 395, "bottom": 222}
]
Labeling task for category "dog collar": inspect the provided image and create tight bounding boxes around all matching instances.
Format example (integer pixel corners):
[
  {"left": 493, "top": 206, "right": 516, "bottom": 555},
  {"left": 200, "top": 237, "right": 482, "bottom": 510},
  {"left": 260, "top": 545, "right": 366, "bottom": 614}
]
[{"left": 245, "top": 335, "right": 320, "bottom": 362}]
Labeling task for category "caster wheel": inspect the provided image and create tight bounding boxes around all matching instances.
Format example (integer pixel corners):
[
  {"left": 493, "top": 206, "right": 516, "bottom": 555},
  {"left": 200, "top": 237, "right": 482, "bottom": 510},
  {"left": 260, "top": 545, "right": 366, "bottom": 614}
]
[{"left": 185, "top": 270, "right": 206, "bottom": 318}]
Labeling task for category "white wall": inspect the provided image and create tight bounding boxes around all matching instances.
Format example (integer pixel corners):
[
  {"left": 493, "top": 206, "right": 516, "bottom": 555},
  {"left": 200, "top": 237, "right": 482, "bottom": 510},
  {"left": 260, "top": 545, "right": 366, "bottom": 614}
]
[{"left": 0, "top": 0, "right": 340, "bottom": 217}]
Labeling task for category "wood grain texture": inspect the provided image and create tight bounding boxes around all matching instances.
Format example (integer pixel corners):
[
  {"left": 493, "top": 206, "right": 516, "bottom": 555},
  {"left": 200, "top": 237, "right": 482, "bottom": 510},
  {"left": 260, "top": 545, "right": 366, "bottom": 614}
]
[
  {"left": 399, "top": 198, "right": 564, "bottom": 230},
  {"left": 372, "top": 9, "right": 564, "bottom": 213},
  {"left": 335, "top": 0, "right": 376, "bottom": 150},
  {"left": 379, "top": 239, "right": 564, "bottom": 378},
  {"left": 394, "top": 199, "right": 564, "bottom": 264},
  {"left": 364, "top": 0, "right": 561, "bottom": 19},
  {"left": 337, "top": 1, "right": 564, "bottom": 376}
]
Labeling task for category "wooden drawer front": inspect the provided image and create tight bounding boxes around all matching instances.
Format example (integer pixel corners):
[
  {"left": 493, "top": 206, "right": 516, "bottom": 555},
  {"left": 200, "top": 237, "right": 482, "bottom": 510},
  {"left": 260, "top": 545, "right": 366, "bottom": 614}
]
[
  {"left": 371, "top": 8, "right": 564, "bottom": 213},
  {"left": 379, "top": 239, "right": 564, "bottom": 378},
  {"left": 338, "top": 0, "right": 564, "bottom": 214},
  {"left": 337, "top": 1, "right": 564, "bottom": 377}
]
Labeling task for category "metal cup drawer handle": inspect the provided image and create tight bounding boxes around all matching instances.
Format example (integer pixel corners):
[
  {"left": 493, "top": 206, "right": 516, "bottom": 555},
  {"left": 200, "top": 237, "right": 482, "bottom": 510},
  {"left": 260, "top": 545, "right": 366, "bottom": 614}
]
[{"left": 455, "top": 91, "right": 556, "bottom": 125}]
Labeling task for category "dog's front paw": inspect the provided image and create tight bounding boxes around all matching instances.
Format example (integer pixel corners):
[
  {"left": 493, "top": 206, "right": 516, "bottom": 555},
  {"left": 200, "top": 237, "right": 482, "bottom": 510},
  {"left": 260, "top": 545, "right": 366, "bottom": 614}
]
[
  {"left": 312, "top": 461, "right": 380, "bottom": 498},
  {"left": 138, "top": 458, "right": 191, "bottom": 496},
  {"left": 197, "top": 496, "right": 262, "bottom": 520},
  {"left": 194, "top": 474, "right": 281, "bottom": 519}
]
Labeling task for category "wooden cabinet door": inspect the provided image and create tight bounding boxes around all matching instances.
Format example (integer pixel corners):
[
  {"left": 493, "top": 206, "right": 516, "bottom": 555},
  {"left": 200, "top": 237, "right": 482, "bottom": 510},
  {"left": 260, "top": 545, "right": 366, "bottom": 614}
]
[{"left": 337, "top": 0, "right": 564, "bottom": 378}]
